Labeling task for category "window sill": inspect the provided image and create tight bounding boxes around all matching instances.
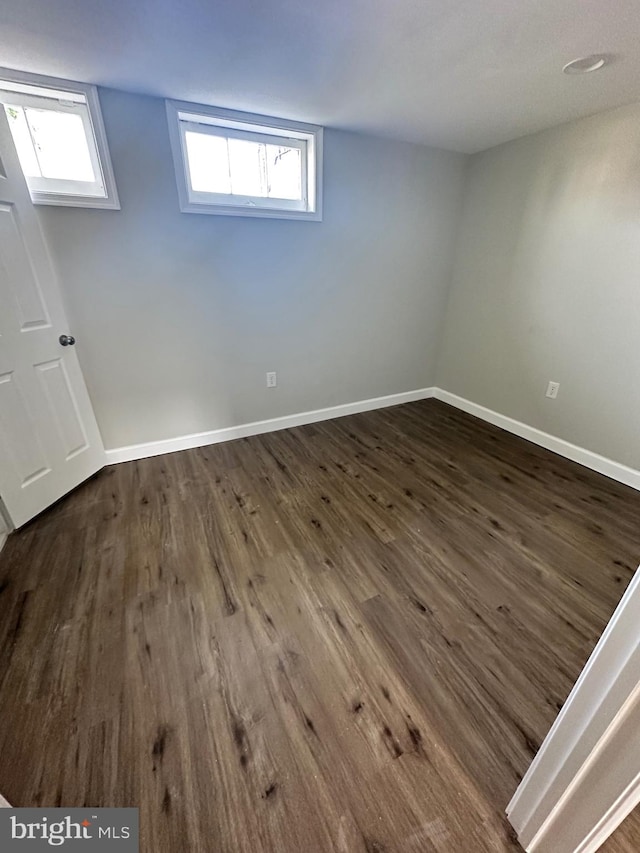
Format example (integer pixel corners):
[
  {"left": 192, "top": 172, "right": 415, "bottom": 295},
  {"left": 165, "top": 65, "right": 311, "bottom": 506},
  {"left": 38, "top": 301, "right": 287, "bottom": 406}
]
[
  {"left": 178, "top": 200, "right": 322, "bottom": 221},
  {"left": 32, "top": 192, "right": 121, "bottom": 210}
]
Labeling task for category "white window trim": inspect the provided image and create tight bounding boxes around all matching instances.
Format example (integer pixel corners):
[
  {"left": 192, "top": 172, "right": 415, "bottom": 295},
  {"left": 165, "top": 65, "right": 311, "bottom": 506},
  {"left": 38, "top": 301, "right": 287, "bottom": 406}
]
[
  {"left": 0, "top": 67, "right": 120, "bottom": 210},
  {"left": 166, "top": 99, "right": 323, "bottom": 221}
]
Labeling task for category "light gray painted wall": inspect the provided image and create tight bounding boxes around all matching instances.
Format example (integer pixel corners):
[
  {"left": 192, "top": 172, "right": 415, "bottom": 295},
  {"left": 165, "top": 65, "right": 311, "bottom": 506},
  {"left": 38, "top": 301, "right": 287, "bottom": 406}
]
[
  {"left": 38, "top": 88, "right": 466, "bottom": 450},
  {"left": 437, "top": 102, "right": 640, "bottom": 470}
]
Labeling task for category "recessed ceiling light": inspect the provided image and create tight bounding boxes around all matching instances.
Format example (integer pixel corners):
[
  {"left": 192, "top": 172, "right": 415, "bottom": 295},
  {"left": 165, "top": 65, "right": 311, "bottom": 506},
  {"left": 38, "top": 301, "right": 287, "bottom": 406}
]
[{"left": 563, "top": 55, "right": 608, "bottom": 74}]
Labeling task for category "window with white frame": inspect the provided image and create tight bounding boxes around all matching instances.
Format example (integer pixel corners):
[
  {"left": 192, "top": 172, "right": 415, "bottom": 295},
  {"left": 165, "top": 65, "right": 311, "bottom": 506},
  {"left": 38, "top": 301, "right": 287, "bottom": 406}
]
[
  {"left": 0, "top": 69, "right": 119, "bottom": 209},
  {"left": 166, "top": 100, "right": 323, "bottom": 220}
]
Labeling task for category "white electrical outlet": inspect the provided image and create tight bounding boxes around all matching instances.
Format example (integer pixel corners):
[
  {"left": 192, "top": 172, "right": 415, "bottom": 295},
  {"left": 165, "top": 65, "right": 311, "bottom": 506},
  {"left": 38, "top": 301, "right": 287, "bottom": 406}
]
[
  {"left": 546, "top": 381, "right": 560, "bottom": 399},
  {"left": 266, "top": 371, "right": 277, "bottom": 388}
]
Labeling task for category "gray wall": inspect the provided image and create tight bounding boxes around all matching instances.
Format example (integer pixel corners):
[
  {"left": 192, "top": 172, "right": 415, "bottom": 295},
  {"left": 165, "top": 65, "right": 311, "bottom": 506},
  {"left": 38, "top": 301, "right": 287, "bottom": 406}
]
[
  {"left": 437, "top": 102, "right": 640, "bottom": 470},
  {"left": 38, "top": 88, "right": 466, "bottom": 450}
]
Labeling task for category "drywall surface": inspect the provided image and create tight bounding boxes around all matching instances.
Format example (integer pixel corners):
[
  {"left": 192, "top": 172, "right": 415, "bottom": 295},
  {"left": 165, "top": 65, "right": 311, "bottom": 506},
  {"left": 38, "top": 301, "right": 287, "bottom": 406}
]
[
  {"left": 437, "top": 102, "right": 640, "bottom": 469},
  {"left": 38, "top": 88, "right": 466, "bottom": 449}
]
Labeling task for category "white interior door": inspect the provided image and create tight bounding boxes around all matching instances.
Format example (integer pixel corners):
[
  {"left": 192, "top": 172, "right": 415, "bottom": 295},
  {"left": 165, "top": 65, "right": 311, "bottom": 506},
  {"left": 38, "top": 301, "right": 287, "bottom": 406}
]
[{"left": 0, "top": 108, "right": 105, "bottom": 528}]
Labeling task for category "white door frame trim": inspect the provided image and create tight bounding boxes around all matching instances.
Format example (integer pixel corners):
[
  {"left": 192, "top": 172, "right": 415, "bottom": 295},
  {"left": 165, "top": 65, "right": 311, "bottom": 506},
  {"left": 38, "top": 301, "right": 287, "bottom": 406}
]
[
  {"left": 0, "top": 498, "right": 11, "bottom": 553},
  {"left": 507, "top": 564, "right": 640, "bottom": 851}
]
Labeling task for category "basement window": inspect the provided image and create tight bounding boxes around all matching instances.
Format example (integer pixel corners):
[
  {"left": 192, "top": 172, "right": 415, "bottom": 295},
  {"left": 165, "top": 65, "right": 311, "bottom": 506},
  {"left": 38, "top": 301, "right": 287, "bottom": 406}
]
[
  {"left": 166, "top": 100, "right": 323, "bottom": 220},
  {"left": 0, "top": 69, "right": 119, "bottom": 209}
]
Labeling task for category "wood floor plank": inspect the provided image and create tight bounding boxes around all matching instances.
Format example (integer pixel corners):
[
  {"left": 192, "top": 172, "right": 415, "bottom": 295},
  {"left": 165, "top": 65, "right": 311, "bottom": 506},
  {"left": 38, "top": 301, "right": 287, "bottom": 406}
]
[{"left": 0, "top": 398, "right": 639, "bottom": 851}]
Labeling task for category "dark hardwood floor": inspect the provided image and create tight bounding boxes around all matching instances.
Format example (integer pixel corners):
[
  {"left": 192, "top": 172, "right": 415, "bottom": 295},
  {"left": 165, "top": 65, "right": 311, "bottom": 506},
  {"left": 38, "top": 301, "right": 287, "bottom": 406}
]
[{"left": 0, "top": 399, "right": 639, "bottom": 852}]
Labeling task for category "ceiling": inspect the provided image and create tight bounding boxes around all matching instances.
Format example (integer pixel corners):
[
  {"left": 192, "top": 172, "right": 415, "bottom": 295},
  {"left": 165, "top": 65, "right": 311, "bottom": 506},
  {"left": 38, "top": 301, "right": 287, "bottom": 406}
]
[{"left": 1, "top": 0, "right": 639, "bottom": 153}]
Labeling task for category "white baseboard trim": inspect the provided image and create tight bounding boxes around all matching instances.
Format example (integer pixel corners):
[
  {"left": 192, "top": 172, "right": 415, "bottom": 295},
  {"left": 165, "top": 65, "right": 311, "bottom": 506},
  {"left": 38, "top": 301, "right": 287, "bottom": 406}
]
[
  {"left": 433, "top": 388, "right": 640, "bottom": 492},
  {"left": 105, "top": 386, "right": 640, "bottom": 491},
  {"left": 105, "top": 387, "right": 436, "bottom": 464}
]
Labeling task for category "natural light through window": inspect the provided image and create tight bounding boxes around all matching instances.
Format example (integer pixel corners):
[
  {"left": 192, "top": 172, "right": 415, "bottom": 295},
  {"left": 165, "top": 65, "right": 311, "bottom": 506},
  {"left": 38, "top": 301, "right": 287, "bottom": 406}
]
[
  {"left": 6, "top": 105, "right": 96, "bottom": 182},
  {"left": 0, "top": 70, "right": 119, "bottom": 208},
  {"left": 185, "top": 132, "right": 302, "bottom": 200},
  {"left": 167, "top": 100, "right": 322, "bottom": 220}
]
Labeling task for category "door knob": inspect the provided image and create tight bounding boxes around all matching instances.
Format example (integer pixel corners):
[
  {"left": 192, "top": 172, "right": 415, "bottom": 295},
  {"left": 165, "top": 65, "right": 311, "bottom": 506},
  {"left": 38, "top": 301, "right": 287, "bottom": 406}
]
[{"left": 59, "top": 334, "right": 76, "bottom": 346}]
